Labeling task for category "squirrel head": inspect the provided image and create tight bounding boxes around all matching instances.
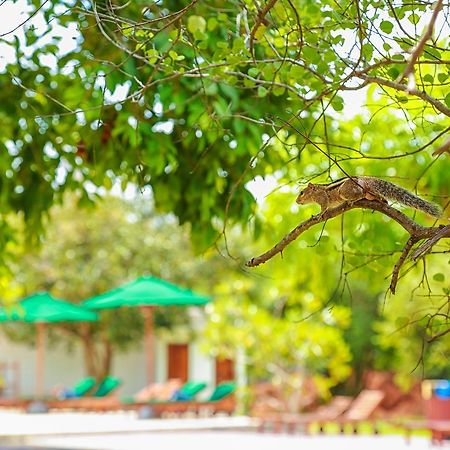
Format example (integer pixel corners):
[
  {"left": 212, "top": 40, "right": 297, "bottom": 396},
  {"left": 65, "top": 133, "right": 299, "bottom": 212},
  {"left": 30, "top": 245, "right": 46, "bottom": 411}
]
[{"left": 296, "top": 183, "right": 319, "bottom": 204}]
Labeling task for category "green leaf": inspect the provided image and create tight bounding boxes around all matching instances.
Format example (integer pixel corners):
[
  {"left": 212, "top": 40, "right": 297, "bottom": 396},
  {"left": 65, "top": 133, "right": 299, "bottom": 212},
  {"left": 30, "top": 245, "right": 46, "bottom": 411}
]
[
  {"left": 387, "top": 67, "right": 400, "bottom": 80},
  {"left": 425, "top": 46, "right": 441, "bottom": 59},
  {"left": 408, "top": 13, "right": 419, "bottom": 25},
  {"left": 437, "top": 73, "right": 448, "bottom": 83},
  {"left": 145, "top": 49, "right": 159, "bottom": 64},
  {"left": 362, "top": 44, "right": 373, "bottom": 60},
  {"left": 187, "top": 16, "right": 206, "bottom": 34},
  {"left": 207, "top": 17, "right": 218, "bottom": 31},
  {"left": 423, "top": 74, "right": 434, "bottom": 83},
  {"left": 331, "top": 96, "right": 344, "bottom": 111},
  {"left": 257, "top": 86, "right": 268, "bottom": 97},
  {"left": 380, "top": 20, "right": 394, "bottom": 34},
  {"left": 433, "top": 273, "right": 445, "bottom": 282},
  {"left": 445, "top": 93, "right": 450, "bottom": 108}
]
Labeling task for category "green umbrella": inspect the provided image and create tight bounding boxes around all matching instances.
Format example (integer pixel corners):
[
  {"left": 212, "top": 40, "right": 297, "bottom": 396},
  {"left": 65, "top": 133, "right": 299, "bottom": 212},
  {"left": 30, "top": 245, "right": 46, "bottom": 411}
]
[
  {"left": 83, "top": 276, "right": 209, "bottom": 383},
  {"left": 0, "top": 292, "right": 97, "bottom": 396}
]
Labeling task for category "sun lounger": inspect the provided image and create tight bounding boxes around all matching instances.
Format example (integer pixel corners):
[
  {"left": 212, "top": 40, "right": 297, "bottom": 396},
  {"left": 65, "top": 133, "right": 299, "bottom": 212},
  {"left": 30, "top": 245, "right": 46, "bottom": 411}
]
[
  {"left": 46, "top": 376, "right": 122, "bottom": 411},
  {"left": 0, "top": 376, "right": 97, "bottom": 409},
  {"left": 334, "top": 389, "right": 385, "bottom": 433},
  {"left": 122, "top": 379, "right": 183, "bottom": 405},
  {"left": 259, "top": 389, "right": 384, "bottom": 434},
  {"left": 146, "top": 381, "right": 237, "bottom": 417},
  {"left": 171, "top": 381, "right": 207, "bottom": 401},
  {"left": 258, "top": 395, "right": 352, "bottom": 433},
  {"left": 53, "top": 376, "right": 97, "bottom": 399}
]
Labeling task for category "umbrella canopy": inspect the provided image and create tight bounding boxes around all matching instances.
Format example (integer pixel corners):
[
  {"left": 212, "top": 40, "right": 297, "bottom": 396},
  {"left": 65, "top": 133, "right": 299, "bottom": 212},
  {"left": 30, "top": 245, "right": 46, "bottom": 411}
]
[
  {"left": 83, "top": 276, "right": 209, "bottom": 384},
  {"left": 0, "top": 292, "right": 98, "bottom": 323},
  {"left": 0, "top": 292, "right": 97, "bottom": 397},
  {"left": 83, "top": 276, "right": 209, "bottom": 309}
]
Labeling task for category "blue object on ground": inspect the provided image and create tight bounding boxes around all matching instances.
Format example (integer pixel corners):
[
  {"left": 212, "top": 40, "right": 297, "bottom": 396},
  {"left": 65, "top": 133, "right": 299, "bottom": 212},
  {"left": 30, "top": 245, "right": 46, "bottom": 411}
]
[{"left": 435, "top": 380, "right": 450, "bottom": 399}]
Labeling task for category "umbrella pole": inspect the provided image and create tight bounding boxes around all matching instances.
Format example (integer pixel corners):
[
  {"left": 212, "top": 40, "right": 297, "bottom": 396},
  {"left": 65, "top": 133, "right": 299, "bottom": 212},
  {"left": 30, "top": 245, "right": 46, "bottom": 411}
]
[
  {"left": 142, "top": 306, "right": 155, "bottom": 385},
  {"left": 36, "top": 322, "right": 46, "bottom": 398}
]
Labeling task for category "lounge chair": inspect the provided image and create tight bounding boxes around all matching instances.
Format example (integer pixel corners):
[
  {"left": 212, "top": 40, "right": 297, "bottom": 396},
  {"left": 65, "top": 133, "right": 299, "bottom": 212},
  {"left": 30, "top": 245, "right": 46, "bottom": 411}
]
[
  {"left": 122, "top": 381, "right": 209, "bottom": 412},
  {"left": 53, "top": 376, "right": 97, "bottom": 399},
  {"left": 171, "top": 381, "right": 207, "bottom": 401},
  {"left": 0, "top": 376, "right": 97, "bottom": 409},
  {"left": 334, "top": 389, "right": 385, "bottom": 433},
  {"left": 46, "top": 376, "right": 122, "bottom": 411},
  {"left": 147, "top": 381, "right": 237, "bottom": 417},
  {"left": 258, "top": 395, "right": 352, "bottom": 433},
  {"left": 121, "top": 379, "right": 184, "bottom": 406},
  {"left": 259, "top": 389, "right": 384, "bottom": 434}
]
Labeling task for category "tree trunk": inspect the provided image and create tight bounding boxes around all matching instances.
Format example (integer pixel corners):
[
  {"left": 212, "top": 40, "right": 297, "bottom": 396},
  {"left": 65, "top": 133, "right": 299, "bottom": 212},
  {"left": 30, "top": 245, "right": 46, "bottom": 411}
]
[
  {"left": 99, "top": 337, "right": 113, "bottom": 380},
  {"left": 80, "top": 324, "right": 113, "bottom": 380},
  {"left": 81, "top": 331, "right": 99, "bottom": 379}
]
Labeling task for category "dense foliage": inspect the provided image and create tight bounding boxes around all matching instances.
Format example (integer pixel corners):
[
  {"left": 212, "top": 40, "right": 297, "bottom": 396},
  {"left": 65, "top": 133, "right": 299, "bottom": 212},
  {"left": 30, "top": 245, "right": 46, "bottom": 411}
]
[{"left": 0, "top": 0, "right": 448, "bottom": 385}]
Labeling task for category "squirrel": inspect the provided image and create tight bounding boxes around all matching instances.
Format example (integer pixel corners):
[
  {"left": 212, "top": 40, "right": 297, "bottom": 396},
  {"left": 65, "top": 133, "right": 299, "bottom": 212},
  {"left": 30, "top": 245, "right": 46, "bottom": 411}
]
[{"left": 296, "top": 176, "right": 442, "bottom": 217}]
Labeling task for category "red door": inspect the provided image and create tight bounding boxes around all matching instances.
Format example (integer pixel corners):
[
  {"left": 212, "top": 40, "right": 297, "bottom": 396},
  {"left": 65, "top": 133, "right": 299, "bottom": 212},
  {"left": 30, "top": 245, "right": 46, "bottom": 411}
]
[
  {"left": 215, "top": 358, "right": 234, "bottom": 384},
  {"left": 167, "top": 344, "right": 189, "bottom": 382}
]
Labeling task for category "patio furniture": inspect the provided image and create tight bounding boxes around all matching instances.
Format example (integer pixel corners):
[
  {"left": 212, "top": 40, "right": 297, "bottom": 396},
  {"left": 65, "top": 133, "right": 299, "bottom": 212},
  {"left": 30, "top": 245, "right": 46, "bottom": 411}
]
[
  {"left": 258, "top": 395, "right": 353, "bottom": 433},
  {"left": 0, "top": 376, "right": 97, "bottom": 409},
  {"left": 334, "top": 389, "right": 385, "bottom": 433},
  {"left": 46, "top": 376, "right": 122, "bottom": 411},
  {"left": 121, "top": 379, "right": 184, "bottom": 405},
  {"left": 259, "top": 389, "right": 384, "bottom": 434},
  {"left": 145, "top": 381, "right": 237, "bottom": 417},
  {"left": 171, "top": 381, "right": 207, "bottom": 401},
  {"left": 54, "top": 376, "right": 97, "bottom": 399}
]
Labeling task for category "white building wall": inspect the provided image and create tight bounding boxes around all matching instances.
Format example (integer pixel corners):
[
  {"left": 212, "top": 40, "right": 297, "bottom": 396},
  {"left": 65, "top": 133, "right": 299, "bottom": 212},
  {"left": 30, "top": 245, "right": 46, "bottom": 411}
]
[
  {"left": 0, "top": 332, "right": 215, "bottom": 398},
  {"left": 0, "top": 334, "right": 85, "bottom": 397}
]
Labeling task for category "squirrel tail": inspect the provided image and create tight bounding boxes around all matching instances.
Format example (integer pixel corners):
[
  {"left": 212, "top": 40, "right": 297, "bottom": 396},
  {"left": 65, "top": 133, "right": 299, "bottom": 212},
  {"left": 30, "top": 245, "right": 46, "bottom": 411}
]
[{"left": 367, "top": 177, "right": 442, "bottom": 217}]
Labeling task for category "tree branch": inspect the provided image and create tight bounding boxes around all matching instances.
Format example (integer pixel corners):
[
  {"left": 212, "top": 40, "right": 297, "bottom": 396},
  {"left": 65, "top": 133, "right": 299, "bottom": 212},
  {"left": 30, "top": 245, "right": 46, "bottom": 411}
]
[
  {"left": 246, "top": 199, "right": 447, "bottom": 292},
  {"left": 432, "top": 137, "right": 450, "bottom": 156},
  {"left": 389, "top": 236, "right": 418, "bottom": 294},
  {"left": 397, "top": 0, "right": 444, "bottom": 84},
  {"left": 428, "top": 326, "right": 450, "bottom": 344},
  {"left": 411, "top": 224, "right": 450, "bottom": 260},
  {"left": 249, "top": 0, "right": 279, "bottom": 58},
  {"left": 359, "top": 75, "right": 450, "bottom": 117}
]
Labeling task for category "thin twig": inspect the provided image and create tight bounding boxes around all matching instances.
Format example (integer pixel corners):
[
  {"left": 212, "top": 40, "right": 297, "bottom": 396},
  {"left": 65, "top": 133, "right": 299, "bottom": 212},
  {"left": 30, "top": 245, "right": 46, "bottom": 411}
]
[
  {"left": 249, "top": 0, "right": 278, "bottom": 58},
  {"left": 397, "top": 0, "right": 444, "bottom": 84},
  {"left": 389, "top": 236, "right": 418, "bottom": 294},
  {"left": 411, "top": 224, "right": 450, "bottom": 260},
  {"left": 432, "top": 137, "right": 450, "bottom": 156},
  {"left": 359, "top": 75, "right": 450, "bottom": 117}
]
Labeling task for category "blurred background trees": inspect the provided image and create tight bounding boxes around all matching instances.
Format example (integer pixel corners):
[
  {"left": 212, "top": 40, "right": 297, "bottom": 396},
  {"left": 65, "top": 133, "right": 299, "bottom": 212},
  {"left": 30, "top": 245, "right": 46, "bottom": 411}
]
[{"left": 0, "top": 0, "right": 448, "bottom": 389}]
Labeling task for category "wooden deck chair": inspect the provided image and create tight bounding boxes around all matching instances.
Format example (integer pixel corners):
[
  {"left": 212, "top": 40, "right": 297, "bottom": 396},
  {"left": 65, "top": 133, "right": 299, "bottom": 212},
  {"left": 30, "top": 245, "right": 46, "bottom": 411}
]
[
  {"left": 121, "top": 379, "right": 183, "bottom": 406},
  {"left": 258, "top": 395, "right": 352, "bottom": 434},
  {"left": 334, "top": 389, "right": 385, "bottom": 433},
  {"left": 121, "top": 380, "right": 208, "bottom": 414}
]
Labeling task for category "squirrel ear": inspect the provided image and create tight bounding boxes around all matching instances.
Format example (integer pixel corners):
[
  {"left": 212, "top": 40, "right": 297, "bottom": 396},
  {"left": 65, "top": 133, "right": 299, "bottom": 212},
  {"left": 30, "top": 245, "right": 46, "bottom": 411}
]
[{"left": 307, "top": 183, "right": 313, "bottom": 187}]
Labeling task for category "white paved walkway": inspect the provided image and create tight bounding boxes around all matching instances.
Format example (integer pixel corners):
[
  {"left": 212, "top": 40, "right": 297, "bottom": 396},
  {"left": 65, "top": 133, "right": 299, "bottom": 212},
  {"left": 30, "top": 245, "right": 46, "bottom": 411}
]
[
  {"left": 0, "top": 411, "right": 255, "bottom": 437},
  {"left": 20, "top": 432, "right": 443, "bottom": 450},
  {"left": 0, "top": 410, "right": 446, "bottom": 449}
]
